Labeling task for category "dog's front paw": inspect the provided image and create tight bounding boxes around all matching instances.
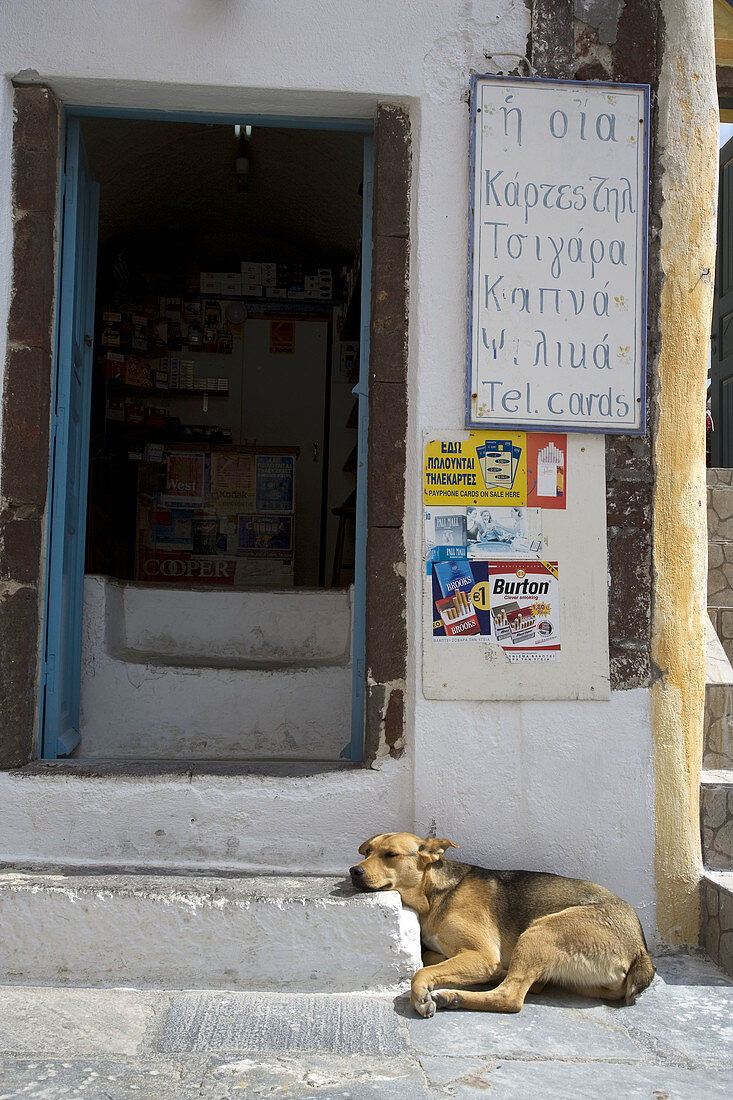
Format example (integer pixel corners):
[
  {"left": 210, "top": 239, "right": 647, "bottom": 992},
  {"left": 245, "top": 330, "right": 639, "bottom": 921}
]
[
  {"left": 433, "top": 989, "right": 462, "bottom": 1010},
  {"left": 412, "top": 989, "right": 436, "bottom": 1018}
]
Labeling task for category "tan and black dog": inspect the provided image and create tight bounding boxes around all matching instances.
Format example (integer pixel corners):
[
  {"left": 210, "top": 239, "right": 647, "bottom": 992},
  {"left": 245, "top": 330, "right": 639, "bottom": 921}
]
[{"left": 350, "top": 832, "right": 655, "bottom": 1017}]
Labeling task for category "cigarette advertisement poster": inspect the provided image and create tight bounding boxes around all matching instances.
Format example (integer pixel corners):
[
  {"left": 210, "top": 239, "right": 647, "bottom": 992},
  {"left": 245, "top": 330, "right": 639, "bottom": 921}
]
[
  {"left": 160, "top": 451, "right": 206, "bottom": 507},
  {"left": 467, "top": 76, "right": 648, "bottom": 433},
  {"left": 211, "top": 452, "right": 256, "bottom": 512},
  {"left": 255, "top": 454, "right": 295, "bottom": 512},
  {"left": 432, "top": 559, "right": 560, "bottom": 660},
  {"left": 424, "top": 431, "right": 566, "bottom": 509},
  {"left": 237, "top": 514, "right": 293, "bottom": 558}
]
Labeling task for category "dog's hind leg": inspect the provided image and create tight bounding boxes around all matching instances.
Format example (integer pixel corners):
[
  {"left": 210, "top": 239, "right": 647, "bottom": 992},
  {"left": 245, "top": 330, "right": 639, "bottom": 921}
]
[
  {"left": 411, "top": 950, "right": 502, "bottom": 1018},
  {"left": 434, "top": 906, "right": 632, "bottom": 1013}
]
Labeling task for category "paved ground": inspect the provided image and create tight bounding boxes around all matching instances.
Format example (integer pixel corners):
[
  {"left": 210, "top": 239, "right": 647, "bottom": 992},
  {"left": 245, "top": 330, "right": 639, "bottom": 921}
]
[{"left": 0, "top": 954, "right": 732, "bottom": 1098}]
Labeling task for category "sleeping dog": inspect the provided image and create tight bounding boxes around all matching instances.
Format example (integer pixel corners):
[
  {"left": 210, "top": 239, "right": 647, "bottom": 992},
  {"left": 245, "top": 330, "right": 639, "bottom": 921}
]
[{"left": 350, "top": 832, "right": 654, "bottom": 1017}]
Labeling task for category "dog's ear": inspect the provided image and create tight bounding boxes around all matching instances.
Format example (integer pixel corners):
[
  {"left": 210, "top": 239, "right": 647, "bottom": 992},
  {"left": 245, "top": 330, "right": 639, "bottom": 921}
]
[
  {"left": 418, "top": 837, "right": 459, "bottom": 865},
  {"left": 358, "top": 834, "right": 385, "bottom": 856}
]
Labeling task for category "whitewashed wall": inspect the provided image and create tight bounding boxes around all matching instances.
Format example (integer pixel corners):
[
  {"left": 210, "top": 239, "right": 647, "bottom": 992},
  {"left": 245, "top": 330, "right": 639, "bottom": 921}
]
[{"left": 0, "top": 0, "right": 657, "bottom": 937}]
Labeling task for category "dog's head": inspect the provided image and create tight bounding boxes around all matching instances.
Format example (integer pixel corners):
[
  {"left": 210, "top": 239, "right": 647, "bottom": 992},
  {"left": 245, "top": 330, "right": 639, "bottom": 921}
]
[{"left": 349, "top": 832, "right": 458, "bottom": 900}]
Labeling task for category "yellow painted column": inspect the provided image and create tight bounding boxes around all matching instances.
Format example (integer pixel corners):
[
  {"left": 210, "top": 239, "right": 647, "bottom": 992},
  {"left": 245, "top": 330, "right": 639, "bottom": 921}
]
[{"left": 653, "top": 0, "right": 718, "bottom": 943}]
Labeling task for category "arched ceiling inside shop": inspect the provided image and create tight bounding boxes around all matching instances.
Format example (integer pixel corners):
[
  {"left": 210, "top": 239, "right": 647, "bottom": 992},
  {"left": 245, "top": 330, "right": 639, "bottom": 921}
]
[{"left": 81, "top": 117, "right": 364, "bottom": 272}]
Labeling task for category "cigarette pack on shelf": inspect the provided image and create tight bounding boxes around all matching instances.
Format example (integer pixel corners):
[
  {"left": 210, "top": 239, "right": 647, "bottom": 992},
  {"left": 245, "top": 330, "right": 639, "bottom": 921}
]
[
  {"left": 241, "top": 262, "right": 262, "bottom": 282},
  {"left": 131, "top": 315, "right": 148, "bottom": 351},
  {"left": 123, "top": 357, "right": 152, "bottom": 390},
  {"left": 101, "top": 312, "right": 122, "bottom": 347},
  {"left": 104, "top": 351, "right": 125, "bottom": 381},
  {"left": 261, "top": 263, "right": 276, "bottom": 287}
]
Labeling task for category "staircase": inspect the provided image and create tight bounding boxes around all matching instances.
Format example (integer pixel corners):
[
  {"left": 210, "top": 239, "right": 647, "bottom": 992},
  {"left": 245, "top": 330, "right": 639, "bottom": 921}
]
[{"left": 701, "top": 470, "right": 733, "bottom": 975}]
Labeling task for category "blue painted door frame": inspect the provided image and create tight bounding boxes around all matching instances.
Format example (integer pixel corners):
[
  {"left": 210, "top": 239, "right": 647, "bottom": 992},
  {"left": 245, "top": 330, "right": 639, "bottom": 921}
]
[
  {"left": 41, "top": 117, "right": 100, "bottom": 758},
  {"left": 42, "top": 107, "right": 372, "bottom": 761}
]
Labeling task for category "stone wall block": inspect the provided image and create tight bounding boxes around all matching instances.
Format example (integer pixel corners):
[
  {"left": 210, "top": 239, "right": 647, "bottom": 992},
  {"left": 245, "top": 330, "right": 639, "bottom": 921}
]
[
  {"left": 12, "top": 84, "right": 58, "bottom": 152},
  {"left": 607, "top": 480, "right": 652, "bottom": 530},
  {"left": 13, "top": 143, "right": 57, "bottom": 212},
  {"left": 612, "top": 0, "right": 657, "bottom": 84},
  {"left": 700, "top": 783, "right": 733, "bottom": 871},
  {"left": 0, "top": 586, "right": 39, "bottom": 767},
  {"left": 6, "top": 211, "right": 55, "bottom": 351},
  {"left": 0, "top": 515, "right": 42, "bottom": 586},
  {"left": 373, "top": 105, "right": 410, "bottom": 239},
  {"left": 365, "top": 525, "right": 406, "bottom": 686},
  {"left": 708, "top": 469, "right": 733, "bottom": 488},
  {"left": 1, "top": 346, "right": 51, "bottom": 509},
  {"left": 367, "top": 382, "right": 406, "bottom": 529},
  {"left": 608, "top": 527, "right": 652, "bottom": 642},
  {"left": 704, "top": 684, "right": 733, "bottom": 769},
  {"left": 532, "top": 0, "right": 574, "bottom": 78},
  {"left": 369, "top": 235, "right": 408, "bottom": 384}
]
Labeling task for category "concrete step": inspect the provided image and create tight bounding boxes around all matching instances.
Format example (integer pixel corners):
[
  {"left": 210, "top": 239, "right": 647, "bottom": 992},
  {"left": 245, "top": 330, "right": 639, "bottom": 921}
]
[
  {"left": 80, "top": 576, "right": 354, "bottom": 760},
  {"left": 700, "top": 770, "right": 733, "bottom": 871},
  {"left": 0, "top": 868, "right": 421, "bottom": 991},
  {"left": 701, "top": 871, "right": 733, "bottom": 979},
  {"left": 0, "top": 764, "right": 408, "bottom": 873},
  {"left": 91, "top": 575, "right": 353, "bottom": 668}
]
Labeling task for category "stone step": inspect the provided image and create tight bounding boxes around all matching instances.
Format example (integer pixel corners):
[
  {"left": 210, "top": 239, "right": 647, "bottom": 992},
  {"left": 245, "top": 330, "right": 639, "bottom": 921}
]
[
  {"left": 701, "top": 871, "right": 733, "bottom": 979},
  {"left": 700, "top": 770, "right": 733, "bottom": 871},
  {"left": 0, "top": 867, "right": 421, "bottom": 991}
]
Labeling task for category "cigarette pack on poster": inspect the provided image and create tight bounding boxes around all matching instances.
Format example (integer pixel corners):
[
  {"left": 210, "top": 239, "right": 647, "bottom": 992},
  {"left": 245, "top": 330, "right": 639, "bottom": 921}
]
[
  {"left": 488, "top": 560, "right": 560, "bottom": 661},
  {"left": 237, "top": 513, "right": 294, "bottom": 558},
  {"left": 425, "top": 506, "right": 467, "bottom": 574},
  {"left": 431, "top": 562, "right": 492, "bottom": 640},
  {"left": 435, "top": 590, "right": 481, "bottom": 637},
  {"left": 433, "top": 559, "right": 474, "bottom": 599}
]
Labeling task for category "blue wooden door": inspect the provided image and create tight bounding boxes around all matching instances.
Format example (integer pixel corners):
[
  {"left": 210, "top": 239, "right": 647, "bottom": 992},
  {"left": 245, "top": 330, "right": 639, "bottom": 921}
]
[{"left": 41, "top": 118, "right": 100, "bottom": 758}]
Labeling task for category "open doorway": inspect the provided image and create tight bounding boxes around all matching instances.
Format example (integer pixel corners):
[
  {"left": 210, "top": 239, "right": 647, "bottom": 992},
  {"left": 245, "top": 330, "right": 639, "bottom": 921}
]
[{"left": 42, "top": 112, "right": 370, "bottom": 763}]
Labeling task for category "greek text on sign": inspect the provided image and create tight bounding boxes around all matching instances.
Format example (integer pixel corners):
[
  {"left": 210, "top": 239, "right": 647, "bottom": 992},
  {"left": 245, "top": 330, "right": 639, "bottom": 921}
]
[{"left": 467, "top": 75, "right": 649, "bottom": 434}]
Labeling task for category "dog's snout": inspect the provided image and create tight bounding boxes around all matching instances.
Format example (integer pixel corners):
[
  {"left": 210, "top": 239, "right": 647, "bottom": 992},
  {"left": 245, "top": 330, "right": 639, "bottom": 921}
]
[{"left": 350, "top": 864, "right": 365, "bottom": 878}]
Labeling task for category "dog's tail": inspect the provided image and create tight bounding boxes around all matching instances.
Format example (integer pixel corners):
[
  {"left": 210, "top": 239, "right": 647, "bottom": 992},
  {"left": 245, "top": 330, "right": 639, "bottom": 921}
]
[{"left": 624, "top": 950, "right": 655, "bottom": 1004}]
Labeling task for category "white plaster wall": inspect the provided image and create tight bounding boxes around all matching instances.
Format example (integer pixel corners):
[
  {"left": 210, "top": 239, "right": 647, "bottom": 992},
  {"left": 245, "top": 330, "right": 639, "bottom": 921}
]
[{"left": 0, "top": 1, "right": 657, "bottom": 932}]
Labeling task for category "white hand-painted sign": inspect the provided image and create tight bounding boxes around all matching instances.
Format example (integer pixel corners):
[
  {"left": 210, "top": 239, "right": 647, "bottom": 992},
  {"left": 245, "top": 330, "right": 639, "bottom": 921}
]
[{"left": 467, "top": 76, "right": 649, "bottom": 434}]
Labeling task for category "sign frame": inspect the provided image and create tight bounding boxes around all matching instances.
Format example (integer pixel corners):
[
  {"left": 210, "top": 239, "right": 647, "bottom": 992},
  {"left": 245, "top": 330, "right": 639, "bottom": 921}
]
[{"left": 466, "top": 74, "right": 650, "bottom": 435}]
